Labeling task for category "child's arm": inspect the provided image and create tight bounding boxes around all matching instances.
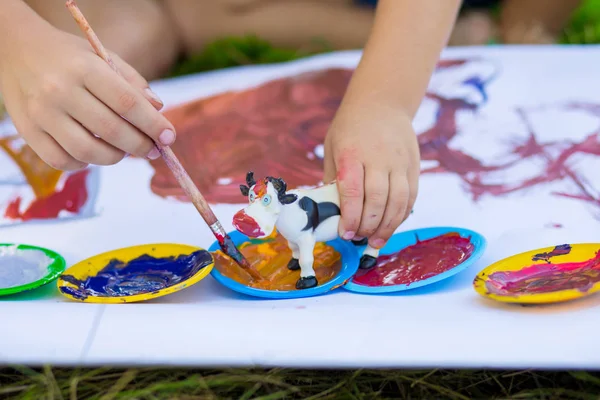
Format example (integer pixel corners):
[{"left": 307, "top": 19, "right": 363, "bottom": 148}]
[
  {"left": 0, "top": 0, "right": 174, "bottom": 170},
  {"left": 341, "top": 0, "right": 461, "bottom": 119},
  {"left": 324, "top": 0, "right": 461, "bottom": 248}
]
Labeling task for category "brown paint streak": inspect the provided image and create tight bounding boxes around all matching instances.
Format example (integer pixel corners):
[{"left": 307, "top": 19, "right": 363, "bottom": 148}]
[
  {"left": 213, "top": 233, "right": 341, "bottom": 291},
  {"left": 153, "top": 69, "right": 353, "bottom": 203},
  {"left": 149, "top": 61, "right": 600, "bottom": 222}
]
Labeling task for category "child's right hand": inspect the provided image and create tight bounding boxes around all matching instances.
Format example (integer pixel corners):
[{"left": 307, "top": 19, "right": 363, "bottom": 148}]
[{"left": 0, "top": 23, "right": 176, "bottom": 170}]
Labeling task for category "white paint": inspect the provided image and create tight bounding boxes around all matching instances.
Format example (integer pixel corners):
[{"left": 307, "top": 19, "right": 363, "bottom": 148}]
[
  {"left": 0, "top": 246, "right": 53, "bottom": 289},
  {"left": 313, "top": 144, "right": 325, "bottom": 159}
]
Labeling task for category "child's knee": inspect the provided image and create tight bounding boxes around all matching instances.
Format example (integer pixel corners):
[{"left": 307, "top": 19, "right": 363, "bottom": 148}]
[
  {"left": 112, "top": 5, "right": 180, "bottom": 79},
  {"left": 24, "top": 0, "right": 180, "bottom": 80}
]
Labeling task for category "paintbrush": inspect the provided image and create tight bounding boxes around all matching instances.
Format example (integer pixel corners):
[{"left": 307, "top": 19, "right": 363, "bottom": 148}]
[{"left": 65, "top": 0, "right": 264, "bottom": 281}]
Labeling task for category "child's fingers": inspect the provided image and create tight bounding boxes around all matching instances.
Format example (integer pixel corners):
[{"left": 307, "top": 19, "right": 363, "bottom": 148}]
[
  {"left": 336, "top": 158, "right": 365, "bottom": 240},
  {"left": 23, "top": 127, "right": 87, "bottom": 171},
  {"left": 38, "top": 109, "right": 125, "bottom": 165},
  {"left": 322, "top": 140, "right": 337, "bottom": 183},
  {"left": 6, "top": 98, "right": 87, "bottom": 170},
  {"left": 356, "top": 168, "right": 389, "bottom": 239},
  {"left": 369, "top": 172, "right": 409, "bottom": 249},
  {"left": 111, "top": 53, "right": 163, "bottom": 110},
  {"left": 66, "top": 87, "right": 159, "bottom": 159},
  {"left": 403, "top": 166, "right": 419, "bottom": 222},
  {"left": 83, "top": 60, "right": 176, "bottom": 146}
]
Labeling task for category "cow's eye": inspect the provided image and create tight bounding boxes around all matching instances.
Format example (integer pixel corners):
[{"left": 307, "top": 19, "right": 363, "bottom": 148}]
[
  {"left": 262, "top": 195, "right": 271, "bottom": 206},
  {"left": 249, "top": 192, "right": 255, "bottom": 202}
]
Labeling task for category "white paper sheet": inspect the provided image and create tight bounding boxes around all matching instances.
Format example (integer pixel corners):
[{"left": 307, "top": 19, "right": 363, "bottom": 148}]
[{"left": 1, "top": 46, "right": 600, "bottom": 368}]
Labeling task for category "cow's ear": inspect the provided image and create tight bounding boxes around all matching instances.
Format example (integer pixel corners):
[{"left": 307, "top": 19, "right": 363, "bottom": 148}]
[
  {"left": 280, "top": 193, "right": 297, "bottom": 205},
  {"left": 269, "top": 177, "right": 287, "bottom": 193},
  {"left": 240, "top": 185, "right": 249, "bottom": 196},
  {"left": 246, "top": 171, "right": 256, "bottom": 187}
]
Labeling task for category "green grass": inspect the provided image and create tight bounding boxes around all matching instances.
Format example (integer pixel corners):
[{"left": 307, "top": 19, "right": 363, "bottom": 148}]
[
  {"left": 2, "top": 368, "right": 600, "bottom": 399},
  {"left": 562, "top": 0, "right": 600, "bottom": 43},
  {"left": 168, "top": 35, "right": 333, "bottom": 78}
]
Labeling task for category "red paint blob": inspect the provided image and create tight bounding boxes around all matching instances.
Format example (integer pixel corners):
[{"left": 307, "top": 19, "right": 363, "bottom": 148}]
[
  {"left": 151, "top": 68, "right": 353, "bottom": 204},
  {"left": 485, "top": 249, "right": 600, "bottom": 296},
  {"left": 232, "top": 209, "right": 264, "bottom": 238},
  {"left": 352, "top": 232, "right": 475, "bottom": 287},
  {"left": 4, "top": 169, "right": 90, "bottom": 221}
]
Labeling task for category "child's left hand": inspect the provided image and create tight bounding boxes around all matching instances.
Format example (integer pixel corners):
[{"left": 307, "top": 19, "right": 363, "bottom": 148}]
[{"left": 323, "top": 102, "right": 420, "bottom": 250}]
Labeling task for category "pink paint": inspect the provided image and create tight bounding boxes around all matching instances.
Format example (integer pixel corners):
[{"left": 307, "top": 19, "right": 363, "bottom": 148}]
[
  {"left": 485, "top": 249, "right": 600, "bottom": 296},
  {"left": 335, "top": 149, "right": 359, "bottom": 183}
]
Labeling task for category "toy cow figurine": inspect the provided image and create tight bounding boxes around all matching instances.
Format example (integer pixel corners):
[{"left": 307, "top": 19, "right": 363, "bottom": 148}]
[{"left": 232, "top": 171, "right": 380, "bottom": 289}]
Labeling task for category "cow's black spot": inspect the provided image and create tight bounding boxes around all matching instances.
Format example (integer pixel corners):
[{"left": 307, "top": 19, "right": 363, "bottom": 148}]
[{"left": 298, "top": 197, "right": 340, "bottom": 232}]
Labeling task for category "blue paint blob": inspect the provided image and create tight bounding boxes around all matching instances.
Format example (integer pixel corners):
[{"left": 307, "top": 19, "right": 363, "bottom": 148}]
[{"left": 59, "top": 250, "right": 212, "bottom": 299}]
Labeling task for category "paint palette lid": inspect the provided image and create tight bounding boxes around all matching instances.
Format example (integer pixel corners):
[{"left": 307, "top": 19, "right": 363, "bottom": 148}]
[
  {"left": 0, "top": 243, "right": 66, "bottom": 297},
  {"left": 209, "top": 230, "right": 359, "bottom": 299},
  {"left": 343, "top": 227, "right": 487, "bottom": 294},
  {"left": 474, "top": 243, "right": 600, "bottom": 304},
  {"left": 57, "top": 243, "right": 214, "bottom": 303}
]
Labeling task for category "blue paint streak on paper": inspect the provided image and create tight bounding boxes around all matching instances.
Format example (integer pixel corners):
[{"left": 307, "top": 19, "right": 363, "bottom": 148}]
[{"left": 60, "top": 250, "right": 212, "bottom": 299}]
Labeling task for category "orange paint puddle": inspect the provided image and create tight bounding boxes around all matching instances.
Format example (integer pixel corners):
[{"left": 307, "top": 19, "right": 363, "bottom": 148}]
[
  {"left": 213, "top": 233, "right": 341, "bottom": 291},
  {"left": 0, "top": 135, "right": 63, "bottom": 198}
]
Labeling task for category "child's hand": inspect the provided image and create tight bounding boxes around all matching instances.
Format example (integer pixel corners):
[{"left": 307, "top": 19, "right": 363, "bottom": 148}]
[
  {"left": 323, "top": 103, "right": 420, "bottom": 249},
  {"left": 0, "top": 23, "right": 175, "bottom": 171}
]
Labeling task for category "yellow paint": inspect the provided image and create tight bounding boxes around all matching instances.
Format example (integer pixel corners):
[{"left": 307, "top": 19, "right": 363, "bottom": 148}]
[
  {"left": 473, "top": 243, "right": 600, "bottom": 304},
  {"left": 0, "top": 135, "right": 63, "bottom": 198},
  {"left": 58, "top": 243, "right": 213, "bottom": 303}
]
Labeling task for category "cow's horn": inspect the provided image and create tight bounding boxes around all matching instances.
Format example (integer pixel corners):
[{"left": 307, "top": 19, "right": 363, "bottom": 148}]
[{"left": 246, "top": 171, "right": 256, "bottom": 187}]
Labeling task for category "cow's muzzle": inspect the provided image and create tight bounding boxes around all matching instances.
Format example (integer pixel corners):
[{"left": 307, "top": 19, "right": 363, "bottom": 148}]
[{"left": 232, "top": 209, "right": 265, "bottom": 238}]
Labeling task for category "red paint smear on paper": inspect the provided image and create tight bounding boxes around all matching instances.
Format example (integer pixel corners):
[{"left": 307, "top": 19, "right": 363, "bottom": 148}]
[
  {"left": 485, "top": 249, "right": 600, "bottom": 296},
  {"left": 4, "top": 169, "right": 90, "bottom": 221},
  {"left": 148, "top": 60, "right": 600, "bottom": 223},
  {"left": 151, "top": 68, "right": 352, "bottom": 204},
  {"left": 351, "top": 232, "right": 475, "bottom": 287}
]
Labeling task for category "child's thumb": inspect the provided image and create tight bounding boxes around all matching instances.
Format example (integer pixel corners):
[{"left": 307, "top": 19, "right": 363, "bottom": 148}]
[{"left": 111, "top": 53, "right": 164, "bottom": 111}]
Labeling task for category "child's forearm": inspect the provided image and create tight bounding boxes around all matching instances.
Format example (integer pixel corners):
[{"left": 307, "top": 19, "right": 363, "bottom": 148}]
[
  {"left": 0, "top": 0, "right": 48, "bottom": 61},
  {"left": 0, "top": 0, "right": 50, "bottom": 93},
  {"left": 340, "top": 0, "right": 461, "bottom": 119}
]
